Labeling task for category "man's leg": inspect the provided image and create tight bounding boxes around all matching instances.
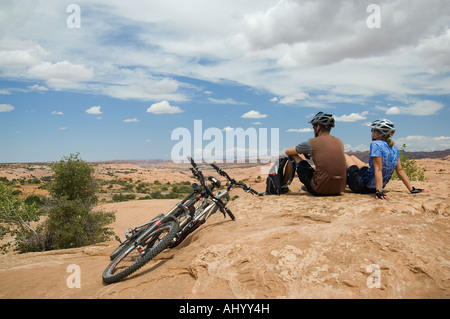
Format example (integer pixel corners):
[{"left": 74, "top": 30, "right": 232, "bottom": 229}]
[{"left": 283, "top": 154, "right": 306, "bottom": 184}]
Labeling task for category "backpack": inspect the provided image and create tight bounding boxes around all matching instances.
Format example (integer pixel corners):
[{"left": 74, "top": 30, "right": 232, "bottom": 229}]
[{"left": 264, "top": 156, "right": 296, "bottom": 195}]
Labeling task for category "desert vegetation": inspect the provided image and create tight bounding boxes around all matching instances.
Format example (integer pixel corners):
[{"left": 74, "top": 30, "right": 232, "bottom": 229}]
[{"left": 1, "top": 153, "right": 115, "bottom": 254}]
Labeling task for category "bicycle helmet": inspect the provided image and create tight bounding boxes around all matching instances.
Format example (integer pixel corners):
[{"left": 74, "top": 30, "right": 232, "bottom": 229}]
[
  {"left": 309, "top": 112, "right": 335, "bottom": 127},
  {"left": 370, "top": 118, "right": 396, "bottom": 136}
]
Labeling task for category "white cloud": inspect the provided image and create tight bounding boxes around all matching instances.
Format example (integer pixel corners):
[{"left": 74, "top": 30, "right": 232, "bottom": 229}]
[
  {"left": 344, "top": 144, "right": 369, "bottom": 152},
  {"left": 28, "top": 61, "right": 94, "bottom": 84},
  {"left": 0, "top": 104, "right": 14, "bottom": 112},
  {"left": 208, "top": 97, "right": 247, "bottom": 105},
  {"left": 124, "top": 118, "right": 140, "bottom": 123},
  {"left": 149, "top": 78, "right": 179, "bottom": 94},
  {"left": 278, "top": 93, "right": 308, "bottom": 105},
  {"left": 395, "top": 135, "right": 450, "bottom": 151},
  {"left": 383, "top": 100, "right": 444, "bottom": 116},
  {"left": 146, "top": 100, "right": 184, "bottom": 114},
  {"left": 243, "top": 0, "right": 450, "bottom": 68},
  {"left": 51, "top": 111, "right": 64, "bottom": 115},
  {"left": 416, "top": 29, "right": 450, "bottom": 72},
  {"left": 385, "top": 106, "right": 401, "bottom": 115},
  {"left": 335, "top": 111, "right": 369, "bottom": 122},
  {"left": 85, "top": 106, "right": 103, "bottom": 115},
  {"left": 0, "top": 42, "right": 48, "bottom": 68},
  {"left": 97, "top": 71, "right": 186, "bottom": 102},
  {"left": 286, "top": 128, "right": 314, "bottom": 133},
  {"left": 28, "top": 84, "right": 48, "bottom": 91},
  {"left": 1, "top": 0, "right": 449, "bottom": 114},
  {"left": 241, "top": 110, "right": 267, "bottom": 119}
]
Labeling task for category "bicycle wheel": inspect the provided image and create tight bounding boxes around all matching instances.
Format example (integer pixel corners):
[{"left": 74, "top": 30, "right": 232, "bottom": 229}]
[
  {"left": 102, "top": 220, "right": 179, "bottom": 284},
  {"left": 109, "top": 230, "right": 142, "bottom": 261},
  {"left": 109, "top": 214, "right": 167, "bottom": 260}
]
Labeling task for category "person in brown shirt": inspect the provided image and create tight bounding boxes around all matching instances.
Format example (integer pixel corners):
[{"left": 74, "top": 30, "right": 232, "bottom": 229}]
[{"left": 285, "top": 112, "right": 347, "bottom": 196}]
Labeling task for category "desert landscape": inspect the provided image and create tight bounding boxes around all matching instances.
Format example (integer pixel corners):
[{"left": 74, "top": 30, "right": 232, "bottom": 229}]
[{"left": 0, "top": 156, "right": 449, "bottom": 299}]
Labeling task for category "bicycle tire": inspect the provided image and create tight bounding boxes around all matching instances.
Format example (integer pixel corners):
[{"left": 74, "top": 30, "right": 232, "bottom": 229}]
[
  {"left": 109, "top": 231, "right": 141, "bottom": 261},
  {"left": 109, "top": 239, "right": 130, "bottom": 261},
  {"left": 109, "top": 214, "right": 166, "bottom": 260},
  {"left": 168, "top": 222, "right": 200, "bottom": 248},
  {"left": 102, "top": 220, "right": 179, "bottom": 284}
]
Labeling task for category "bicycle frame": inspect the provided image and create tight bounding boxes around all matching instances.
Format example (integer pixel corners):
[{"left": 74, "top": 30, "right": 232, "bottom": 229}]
[
  {"left": 192, "top": 182, "right": 233, "bottom": 222},
  {"left": 118, "top": 157, "right": 259, "bottom": 251},
  {"left": 104, "top": 157, "right": 261, "bottom": 283}
]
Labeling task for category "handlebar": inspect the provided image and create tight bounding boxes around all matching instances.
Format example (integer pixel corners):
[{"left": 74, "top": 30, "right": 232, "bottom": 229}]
[
  {"left": 209, "top": 162, "right": 260, "bottom": 195},
  {"left": 186, "top": 157, "right": 261, "bottom": 219},
  {"left": 188, "top": 157, "right": 261, "bottom": 196}
]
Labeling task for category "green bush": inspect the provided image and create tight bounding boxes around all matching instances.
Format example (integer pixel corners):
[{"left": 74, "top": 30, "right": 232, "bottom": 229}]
[
  {"left": 150, "top": 190, "right": 163, "bottom": 199},
  {"left": 0, "top": 182, "right": 43, "bottom": 253},
  {"left": 1, "top": 153, "right": 116, "bottom": 253},
  {"left": 24, "top": 194, "right": 47, "bottom": 207},
  {"left": 392, "top": 144, "right": 426, "bottom": 182},
  {"left": 49, "top": 153, "right": 97, "bottom": 203},
  {"left": 112, "top": 193, "right": 136, "bottom": 202},
  {"left": 43, "top": 199, "right": 115, "bottom": 250}
]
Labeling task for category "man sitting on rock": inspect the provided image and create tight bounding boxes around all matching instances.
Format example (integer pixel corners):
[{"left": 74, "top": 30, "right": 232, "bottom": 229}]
[{"left": 285, "top": 112, "right": 347, "bottom": 196}]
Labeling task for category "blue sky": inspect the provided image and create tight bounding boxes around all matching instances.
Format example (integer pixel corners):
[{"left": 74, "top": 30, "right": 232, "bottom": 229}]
[{"left": 1, "top": 0, "right": 449, "bottom": 163}]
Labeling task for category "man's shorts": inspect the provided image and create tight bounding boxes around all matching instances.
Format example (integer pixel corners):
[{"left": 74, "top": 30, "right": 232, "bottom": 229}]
[
  {"left": 346, "top": 165, "right": 375, "bottom": 194},
  {"left": 296, "top": 160, "right": 321, "bottom": 196}
]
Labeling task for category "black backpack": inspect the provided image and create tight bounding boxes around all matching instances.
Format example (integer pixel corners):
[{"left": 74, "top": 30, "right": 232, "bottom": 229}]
[{"left": 264, "top": 156, "right": 296, "bottom": 195}]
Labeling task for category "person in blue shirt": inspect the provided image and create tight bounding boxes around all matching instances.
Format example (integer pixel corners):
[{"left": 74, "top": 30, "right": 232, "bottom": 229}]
[{"left": 345, "top": 119, "right": 428, "bottom": 199}]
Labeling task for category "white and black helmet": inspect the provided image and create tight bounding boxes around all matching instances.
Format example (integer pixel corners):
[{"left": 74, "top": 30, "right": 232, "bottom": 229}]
[
  {"left": 309, "top": 112, "right": 335, "bottom": 127},
  {"left": 370, "top": 118, "right": 396, "bottom": 136}
]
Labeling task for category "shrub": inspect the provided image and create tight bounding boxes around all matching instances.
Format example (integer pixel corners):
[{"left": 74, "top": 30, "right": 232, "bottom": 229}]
[
  {"left": 150, "top": 190, "right": 162, "bottom": 199},
  {"left": 42, "top": 199, "right": 115, "bottom": 250},
  {"left": 24, "top": 194, "right": 47, "bottom": 207},
  {"left": 0, "top": 182, "right": 43, "bottom": 253},
  {"left": 391, "top": 144, "right": 426, "bottom": 182},
  {"left": 49, "top": 153, "right": 97, "bottom": 204},
  {"left": 112, "top": 193, "right": 136, "bottom": 202},
  {"left": 1, "top": 153, "right": 116, "bottom": 253}
]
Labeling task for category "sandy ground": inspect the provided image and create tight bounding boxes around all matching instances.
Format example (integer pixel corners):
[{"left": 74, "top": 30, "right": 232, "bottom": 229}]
[{"left": 0, "top": 159, "right": 448, "bottom": 299}]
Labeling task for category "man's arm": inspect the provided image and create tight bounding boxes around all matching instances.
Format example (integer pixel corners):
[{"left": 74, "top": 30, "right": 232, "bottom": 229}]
[
  {"left": 295, "top": 140, "right": 312, "bottom": 155},
  {"left": 285, "top": 147, "right": 298, "bottom": 156},
  {"left": 285, "top": 140, "right": 311, "bottom": 163}
]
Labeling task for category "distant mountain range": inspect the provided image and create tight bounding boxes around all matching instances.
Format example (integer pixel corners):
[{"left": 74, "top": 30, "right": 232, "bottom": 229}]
[
  {"left": 100, "top": 149, "right": 450, "bottom": 166},
  {"left": 345, "top": 149, "right": 450, "bottom": 163}
]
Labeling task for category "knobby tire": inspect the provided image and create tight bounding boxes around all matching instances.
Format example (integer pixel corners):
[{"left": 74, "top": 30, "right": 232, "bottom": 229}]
[{"left": 102, "top": 220, "right": 179, "bottom": 284}]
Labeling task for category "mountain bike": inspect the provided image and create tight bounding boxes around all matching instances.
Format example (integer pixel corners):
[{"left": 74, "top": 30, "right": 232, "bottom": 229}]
[{"left": 102, "top": 157, "right": 260, "bottom": 284}]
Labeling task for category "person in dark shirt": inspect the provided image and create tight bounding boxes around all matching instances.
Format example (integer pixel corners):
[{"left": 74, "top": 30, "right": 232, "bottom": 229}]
[{"left": 285, "top": 112, "right": 347, "bottom": 196}]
